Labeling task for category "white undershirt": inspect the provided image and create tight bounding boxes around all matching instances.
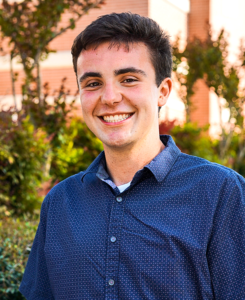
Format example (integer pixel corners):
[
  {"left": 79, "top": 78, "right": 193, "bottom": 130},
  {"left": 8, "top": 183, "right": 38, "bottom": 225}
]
[{"left": 117, "top": 182, "right": 131, "bottom": 193}]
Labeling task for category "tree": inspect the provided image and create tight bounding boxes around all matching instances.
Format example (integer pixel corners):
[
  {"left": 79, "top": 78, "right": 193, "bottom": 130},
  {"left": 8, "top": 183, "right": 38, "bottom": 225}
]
[
  {"left": 0, "top": 0, "right": 105, "bottom": 106},
  {"left": 172, "top": 29, "right": 229, "bottom": 123},
  {"left": 172, "top": 29, "right": 245, "bottom": 170}
]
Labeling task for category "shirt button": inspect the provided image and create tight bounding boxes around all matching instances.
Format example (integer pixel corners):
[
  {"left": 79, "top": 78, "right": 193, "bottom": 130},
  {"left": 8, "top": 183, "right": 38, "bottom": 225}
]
[
  {"left": 110, "top": 236, "right": 116, "bottom": 243},
  {"left": 108, "top": 279, "right": 114, "bottom": 286},
  {"left": 116, "top": 196, "right": 122, "bottom": 202}
]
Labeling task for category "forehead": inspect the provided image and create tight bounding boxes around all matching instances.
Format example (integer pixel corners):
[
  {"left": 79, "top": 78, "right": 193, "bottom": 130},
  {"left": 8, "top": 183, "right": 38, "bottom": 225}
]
[{"left": 76, "top": 42, "right": 153, "bottom": 74}]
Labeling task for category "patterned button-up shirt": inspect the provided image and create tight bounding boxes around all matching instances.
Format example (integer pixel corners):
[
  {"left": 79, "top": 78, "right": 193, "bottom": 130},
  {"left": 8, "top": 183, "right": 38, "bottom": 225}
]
[{"left": 20, "top": 135, "right": 245, "bottom": 299}]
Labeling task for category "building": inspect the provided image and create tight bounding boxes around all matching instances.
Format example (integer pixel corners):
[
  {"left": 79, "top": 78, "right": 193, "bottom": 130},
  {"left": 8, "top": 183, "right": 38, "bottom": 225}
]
[{"left": 0, "top": 0, "right": 245, "bottom": 132}]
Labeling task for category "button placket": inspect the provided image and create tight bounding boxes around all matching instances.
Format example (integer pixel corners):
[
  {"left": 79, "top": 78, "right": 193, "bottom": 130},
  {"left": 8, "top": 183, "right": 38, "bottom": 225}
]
[{"left": 105, "top": 196, "right": 125, "bottom": 299}]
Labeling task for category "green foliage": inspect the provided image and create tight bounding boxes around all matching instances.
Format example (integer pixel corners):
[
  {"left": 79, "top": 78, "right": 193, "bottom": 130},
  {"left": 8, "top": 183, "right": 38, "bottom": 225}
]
[
  {"left": 20, "top": 78, "right": 104, "bottom": 184},
  {"left": 0, "top": 216, "right": 38, "bottom": 299},
  {"left": 51, "top": 116, "right": 103, "bottom": 182},
  {"left": 222, "top": 129, "right": 245, "bottom": 176},
  {"left": 0, "top": 76, "right": 104, "bottom": 215},
  {"left": 170, "top": 122, "right": 224, "bottom": 165},
  {"left": 160, "top": 120, "right": 245, "bottom": 176},
  {"left": 172, "top": 29, "right": 244, "bottom": 124},
  {"left": 0, "top": 115, "right": 49, "bottom": 216},
  {"left": 22, "top": 78, "right": 77, "bottom": 141},
  {"left": 0, "top": 98, "right": 104, "bottom": 214},
  {"left": 172, "top": 28, "right": 245, "bottom": 168}
]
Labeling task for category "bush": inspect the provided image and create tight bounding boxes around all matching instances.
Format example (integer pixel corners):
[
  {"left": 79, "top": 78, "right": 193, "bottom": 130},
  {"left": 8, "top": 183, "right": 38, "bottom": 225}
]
[
  {"left": 0, "top": 216, "right": 38, "bottom": 300},
  {"left": 171, "top": 123, "right": 224, "bottom": 164},
  {"left": 50, "top": 116, "right": 103, "bottom": 182},
  {"left": 224, "top": 131, "right": 245, "bottom": 177},
  {"left": 0, "top": 115, "right": 50, "bottom": 216},
  {"left": 159, "top": 120, "right": 228, "bottom": 166},
  {"left": 169, "top": 122, "right": 245, "bottom": 174}
]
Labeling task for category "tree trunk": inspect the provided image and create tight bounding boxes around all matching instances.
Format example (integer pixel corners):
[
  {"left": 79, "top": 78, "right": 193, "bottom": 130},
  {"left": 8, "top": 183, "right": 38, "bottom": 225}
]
[
  {"left": 35, "top": 51, "right": 42, "bottom": 107},
  {"left": 185, "top": 97, "right": 191, "bottom": 123},
  {"left": 10, "top": 53, "right": 17, "bottom": 112}
]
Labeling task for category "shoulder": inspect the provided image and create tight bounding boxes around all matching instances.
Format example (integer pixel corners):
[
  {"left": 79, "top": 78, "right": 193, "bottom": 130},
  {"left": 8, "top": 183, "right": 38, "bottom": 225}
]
[
  {"left": 177, "top": 152, "right": 243, "bottom": 181},
  {"left": 41, "top": 152, "right": 105, "bottom": 211},
  {"left": 170, "top": 153, "right": 245, "bottom": 226},
  {"left": 49, "top": 172, "right": 84, "bottom": 196},
  {"left": 41, "top": 172, "right": 85, "bottom": 208},
  {"left": 172, "top": 153, "right": 245, "bottom": 199}
]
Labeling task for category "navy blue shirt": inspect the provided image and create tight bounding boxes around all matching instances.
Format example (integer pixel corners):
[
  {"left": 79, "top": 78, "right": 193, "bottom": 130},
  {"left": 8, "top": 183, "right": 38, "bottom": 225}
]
[{"left": 20, "top": 135, "right": 245, "bottom": 299}]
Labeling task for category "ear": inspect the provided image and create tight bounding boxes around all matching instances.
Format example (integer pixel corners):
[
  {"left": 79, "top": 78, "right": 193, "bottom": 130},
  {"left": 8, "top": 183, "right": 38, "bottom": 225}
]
[{"left": 158, "top": 77, "right": 172, "bottom": 107}]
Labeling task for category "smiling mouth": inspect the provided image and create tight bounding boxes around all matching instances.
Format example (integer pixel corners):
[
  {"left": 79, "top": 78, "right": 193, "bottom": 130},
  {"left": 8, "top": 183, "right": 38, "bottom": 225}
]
[{"left": 101, "top": 113, "right": 133, "bottom": 123}]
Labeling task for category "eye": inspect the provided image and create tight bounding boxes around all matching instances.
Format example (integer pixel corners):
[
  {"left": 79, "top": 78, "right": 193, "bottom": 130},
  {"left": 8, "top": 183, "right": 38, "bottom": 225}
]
[
  {"left": 122, "top": 78, "right": 138, "bottom": 83},
  {"left": 86, "top": 81, "right": 101, "bottom": 87}
]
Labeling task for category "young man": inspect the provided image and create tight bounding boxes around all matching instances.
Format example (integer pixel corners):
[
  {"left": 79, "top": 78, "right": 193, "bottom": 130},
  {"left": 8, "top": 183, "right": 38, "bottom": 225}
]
[{"left": 20, "top": 13, "right": 245, "bottom": 299}]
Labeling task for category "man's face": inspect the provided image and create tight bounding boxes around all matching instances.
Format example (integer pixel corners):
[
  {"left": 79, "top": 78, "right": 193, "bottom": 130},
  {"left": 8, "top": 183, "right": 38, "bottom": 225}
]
[{"left": 77, "top": 42, "right": 171, "bottom": 151}]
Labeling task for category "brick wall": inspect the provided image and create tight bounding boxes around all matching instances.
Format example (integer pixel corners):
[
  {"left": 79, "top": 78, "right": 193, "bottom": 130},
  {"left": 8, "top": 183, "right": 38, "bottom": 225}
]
[
  {"left": 189, "top": 79, "right": 210, "bottom": 125},
  {"left": 0, "top": 67, "right": 78, "bottom": 96},
  {"left": 50, "top": 0, "right": 148, "bottom": 51},
  {"left": 188, "top": 0, "right": 210, "bottom": 126},
  {"left": 189, "top": 0, "right": 210, "bottom": 41}
]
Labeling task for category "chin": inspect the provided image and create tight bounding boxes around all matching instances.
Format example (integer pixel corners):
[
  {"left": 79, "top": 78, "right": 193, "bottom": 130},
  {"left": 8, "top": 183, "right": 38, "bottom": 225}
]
[{"left": 103, "top": 137, "right": 133, "bottom": 149}]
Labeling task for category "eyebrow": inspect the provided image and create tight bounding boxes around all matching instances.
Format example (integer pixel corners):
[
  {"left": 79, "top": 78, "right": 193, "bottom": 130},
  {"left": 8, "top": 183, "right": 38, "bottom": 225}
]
[
  {"left": 79, "top": 72, "right": 102, "bottom": 83},
  {"left": 114, "top": 67, "right": 147, "bottom": 77},
  {"left": 78, "top": 67, "right": 147, "bottom": 84}
]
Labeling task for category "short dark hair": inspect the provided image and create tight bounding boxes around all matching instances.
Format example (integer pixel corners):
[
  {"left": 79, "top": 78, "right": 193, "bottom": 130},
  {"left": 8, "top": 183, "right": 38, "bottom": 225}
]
[{"left": 71, "top": 12, "right": 172, "bottom": 87}]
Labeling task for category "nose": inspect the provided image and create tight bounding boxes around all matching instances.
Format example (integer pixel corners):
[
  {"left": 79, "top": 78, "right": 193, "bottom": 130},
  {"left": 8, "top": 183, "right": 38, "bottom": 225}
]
[{"left": 101, "top": 82, "right": 122, "bottom": 106}]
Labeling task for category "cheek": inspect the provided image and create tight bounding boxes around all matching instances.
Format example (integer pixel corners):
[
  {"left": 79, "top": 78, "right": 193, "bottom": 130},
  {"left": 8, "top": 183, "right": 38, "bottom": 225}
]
[
  {"left": 123, "top": 87, "right": 144, "bottom": 106},
  {"left": 124, "top": 86, "right": 155, "bottom": 109},
  {"left": 80, "top": 92, "right": 97, "bottom": 114}
]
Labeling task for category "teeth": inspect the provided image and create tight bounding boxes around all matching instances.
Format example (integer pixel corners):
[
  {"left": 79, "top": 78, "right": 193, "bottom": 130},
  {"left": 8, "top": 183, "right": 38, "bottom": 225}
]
[{"left": 103, "top": 114, "right": 131, "bottom": 123}]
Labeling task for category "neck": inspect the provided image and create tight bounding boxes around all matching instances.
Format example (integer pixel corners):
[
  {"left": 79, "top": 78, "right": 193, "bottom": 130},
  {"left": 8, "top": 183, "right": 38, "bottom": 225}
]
[{"left": 104, "top": 137, "right": 164, "bottom": 186}]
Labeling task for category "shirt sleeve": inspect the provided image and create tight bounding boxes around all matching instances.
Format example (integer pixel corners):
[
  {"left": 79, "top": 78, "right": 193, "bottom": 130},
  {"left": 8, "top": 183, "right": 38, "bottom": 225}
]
[
  {"left": 19, "top": 194, "right": 54, "bottom": 300},
  {"left": 207, "top": 172, "right": 245, "bottom": 299}
]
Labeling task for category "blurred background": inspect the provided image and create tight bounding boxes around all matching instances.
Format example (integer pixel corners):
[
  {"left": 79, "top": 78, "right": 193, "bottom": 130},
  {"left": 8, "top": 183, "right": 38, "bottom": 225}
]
[{"left": 0, "top": 0, "right": 245, "bottom": 298}]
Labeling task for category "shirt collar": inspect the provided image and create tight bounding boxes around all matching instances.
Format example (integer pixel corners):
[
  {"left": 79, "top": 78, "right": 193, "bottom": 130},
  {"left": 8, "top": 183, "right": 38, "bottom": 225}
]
[
  {"left": 144, "top": 135, "right": 181, "bottom": 182},
  {"left": 81, "top": 151, "right": 106, "bottom": 182},
  {"left": 81, "top": 135, "right": 180, "bottom": 183}
]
